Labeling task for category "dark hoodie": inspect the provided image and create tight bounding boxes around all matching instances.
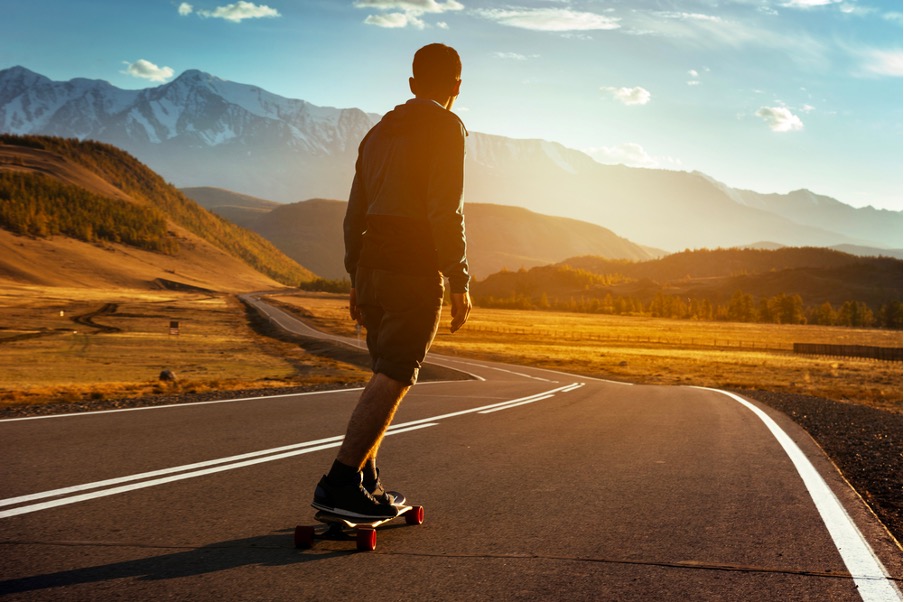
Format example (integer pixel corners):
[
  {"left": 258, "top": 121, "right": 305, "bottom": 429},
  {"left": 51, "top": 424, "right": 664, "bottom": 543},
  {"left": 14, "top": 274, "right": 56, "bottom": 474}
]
[{"left": 343, "top": 98, "right": 470, "bottom": 293}]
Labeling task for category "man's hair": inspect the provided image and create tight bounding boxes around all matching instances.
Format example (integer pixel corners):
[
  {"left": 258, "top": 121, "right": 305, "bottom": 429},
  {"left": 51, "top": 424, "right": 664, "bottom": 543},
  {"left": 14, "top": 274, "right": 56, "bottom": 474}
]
[{"left": 412, "top": 43, "right": 461, "bottom": 89}]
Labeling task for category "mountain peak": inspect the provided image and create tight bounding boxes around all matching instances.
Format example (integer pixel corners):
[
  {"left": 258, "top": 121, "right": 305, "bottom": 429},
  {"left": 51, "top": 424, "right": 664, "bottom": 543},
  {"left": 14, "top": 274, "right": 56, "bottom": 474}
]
[
  {"left": 170, "top": 69, "right": 223, "bottom": 88},
  {"left": 0, "top": 65, "right": 49, "bottom": 88}
]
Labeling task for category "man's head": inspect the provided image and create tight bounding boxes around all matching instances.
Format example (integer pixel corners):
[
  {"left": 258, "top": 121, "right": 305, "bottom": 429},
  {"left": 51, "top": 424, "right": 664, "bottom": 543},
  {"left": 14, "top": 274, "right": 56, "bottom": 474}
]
[{"left": 410, "top": 43, "right": 461, "bottom": 109}]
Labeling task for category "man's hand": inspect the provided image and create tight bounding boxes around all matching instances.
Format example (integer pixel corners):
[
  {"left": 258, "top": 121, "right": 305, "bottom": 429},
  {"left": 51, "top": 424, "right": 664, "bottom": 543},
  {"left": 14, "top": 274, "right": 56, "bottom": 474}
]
[
  {"left": 450, "top": 291, "right": 471, "bottom": 334},
  {"left": 349, "top": 287, "right": 363, "bottom": 324}
]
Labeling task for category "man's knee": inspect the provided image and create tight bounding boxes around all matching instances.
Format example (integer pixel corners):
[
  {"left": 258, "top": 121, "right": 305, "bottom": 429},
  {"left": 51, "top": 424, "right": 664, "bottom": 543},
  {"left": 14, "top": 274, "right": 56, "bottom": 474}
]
[{"left": 374, "top": 364, "right": 418, "bottom": 388}]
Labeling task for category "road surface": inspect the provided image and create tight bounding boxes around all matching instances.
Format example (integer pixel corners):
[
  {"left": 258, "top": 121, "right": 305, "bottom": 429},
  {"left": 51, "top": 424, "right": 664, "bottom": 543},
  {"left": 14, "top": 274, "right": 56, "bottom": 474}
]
[{"left": 0, "top": 295, "right": 900, "bottom": 601}]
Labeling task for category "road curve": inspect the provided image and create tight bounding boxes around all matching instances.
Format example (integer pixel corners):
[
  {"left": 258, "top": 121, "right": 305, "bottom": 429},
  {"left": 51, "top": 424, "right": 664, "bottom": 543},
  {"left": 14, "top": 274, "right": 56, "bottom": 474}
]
[{"left": 0, "top": 294, "right": 899, "bottom": 601}]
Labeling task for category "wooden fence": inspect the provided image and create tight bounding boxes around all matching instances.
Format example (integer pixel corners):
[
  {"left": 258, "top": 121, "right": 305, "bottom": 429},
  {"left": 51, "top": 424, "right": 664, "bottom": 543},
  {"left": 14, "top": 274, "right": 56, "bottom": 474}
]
[{"left": 793, "top": 343, "right": 902, "bottom": 361}]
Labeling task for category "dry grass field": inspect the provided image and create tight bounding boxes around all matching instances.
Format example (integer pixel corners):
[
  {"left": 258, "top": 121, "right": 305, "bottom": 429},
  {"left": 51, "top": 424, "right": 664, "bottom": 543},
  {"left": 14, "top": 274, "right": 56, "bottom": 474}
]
[
  {"left": 2, "top": 286, "right": 900, "bottom": 414},
  {"left": 271, "top": 292, "right": 903, "bottom": 414},
  {"left": 0, "top": 285, "right": 369, "bottom": 407}
]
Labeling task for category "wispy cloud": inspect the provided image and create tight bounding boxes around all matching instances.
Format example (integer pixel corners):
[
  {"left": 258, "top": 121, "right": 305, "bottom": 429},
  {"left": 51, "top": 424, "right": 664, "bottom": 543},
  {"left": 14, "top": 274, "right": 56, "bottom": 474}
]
[
  {"left": 585, "top": 142, "right": 682, "bottom": 169},
  {"left": 356, "top": 0, "right": 463, "bottom": 29},
  {"left": 860, "top": 48, "right": 903, "bottom": 77},
  {"left": 602, "top": 86, "right": 651, "bottom": 106},
  {"left": 122, "top": 59, "right": 174, "bottom": 83},
  {"left": 625, "top": 9, "right": 827, "bottom": 68},
  {"left": 474, "top": 7, "right": 620, "bottom": 32},
  {"left": 178, "top": 1, "right": 280, "bottom": 23},
  {"left": 686, "top": 66, "right": 710, "bottom": 86},
  {"left": 493, "top": 51, "right": 537, "bottom": 61},
  {"left": 780, "top": 0, "right": 841, "bottom": 7},
  {"left": 756, "top": 106, "right": 804, "bottom": 132}
]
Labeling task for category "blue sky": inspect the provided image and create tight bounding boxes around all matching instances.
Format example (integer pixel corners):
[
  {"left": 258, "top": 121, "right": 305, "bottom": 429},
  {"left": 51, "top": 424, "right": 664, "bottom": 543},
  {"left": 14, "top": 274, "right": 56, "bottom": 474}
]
[{"left": 2, "top": 0, "right": 902, "bottom": 211}]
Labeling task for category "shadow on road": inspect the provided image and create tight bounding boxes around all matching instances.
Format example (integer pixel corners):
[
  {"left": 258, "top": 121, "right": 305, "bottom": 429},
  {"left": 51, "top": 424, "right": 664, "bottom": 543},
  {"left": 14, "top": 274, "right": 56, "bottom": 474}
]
[{"left": 0, "top": 529, "right": 349, "bottom": 595}]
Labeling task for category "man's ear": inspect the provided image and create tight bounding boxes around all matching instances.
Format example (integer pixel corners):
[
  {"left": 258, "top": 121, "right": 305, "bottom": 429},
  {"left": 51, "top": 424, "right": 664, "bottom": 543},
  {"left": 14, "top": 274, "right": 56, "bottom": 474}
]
[
  {"left": 450, "top": 79, "right": 462, "bottom": 98},
  {"left": 409, "top": 77, "right": 418, "bottom": 96}
]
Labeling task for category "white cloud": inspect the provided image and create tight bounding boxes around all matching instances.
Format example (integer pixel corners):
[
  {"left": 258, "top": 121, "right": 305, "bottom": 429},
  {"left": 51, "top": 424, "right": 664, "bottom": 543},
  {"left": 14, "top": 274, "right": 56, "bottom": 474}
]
[
  {"left": 781, "top": 0, "right": 841, "bottom": 7},
  {"left": 178, "top": 2, "right": 194, "bottom": 16},
  {"left": 474, "top": 8, "right": 620, "bottom": 32},
  {"left": 356, "top": 0, "right": 463, "bottom": 28},
  {"left": 861, "top": 49, "right": 903, "bottom": 77},
  {"left": 494, "top": 52, "right": 537, "bottom": 61},
  {"left": 355, "top": 0, "right": 463, "bottom": 12},
  {"left": 123, "top": 59, "right": 174, "bottom": 83},
  {"left": 602, "top": 86, "right": 651, "bottom": 106},
  {"left": 194, "top": 1, "right": 280, "bottom": 23},
  {"left": 756, "top": 106, "right": 804, "bottom": 132},
  {"left": 364, "top": 12, "right": 424, "bottom": 28},
  {"left": 585, "top": 143, "right": 682, "bottom": 169}
]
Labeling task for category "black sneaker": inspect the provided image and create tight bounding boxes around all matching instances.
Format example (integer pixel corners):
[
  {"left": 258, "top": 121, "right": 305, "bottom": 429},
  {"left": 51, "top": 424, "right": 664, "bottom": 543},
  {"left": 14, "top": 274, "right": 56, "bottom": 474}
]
[
  {"left": 312, "top": 474, "right": 399, "bottom": 520},
  {"left": 364, "top": 468, "right": 406, "bottom": 507}
]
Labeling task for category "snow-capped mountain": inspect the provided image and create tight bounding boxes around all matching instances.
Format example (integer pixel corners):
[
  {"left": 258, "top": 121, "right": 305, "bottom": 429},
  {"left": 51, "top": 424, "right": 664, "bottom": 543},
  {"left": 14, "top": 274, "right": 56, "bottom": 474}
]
[{"left": 1, "top": 66, "right": 900, "bottom": 252}]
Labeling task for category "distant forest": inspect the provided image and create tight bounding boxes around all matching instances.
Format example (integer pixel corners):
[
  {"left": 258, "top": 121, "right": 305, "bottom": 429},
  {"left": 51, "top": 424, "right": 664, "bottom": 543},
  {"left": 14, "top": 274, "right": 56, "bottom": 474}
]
[
  {"left": 473, "top": 262, "right": 902, "bottom": 330},
  {"left": 0, "top": 171, "right": 178, "bottom": 254}
]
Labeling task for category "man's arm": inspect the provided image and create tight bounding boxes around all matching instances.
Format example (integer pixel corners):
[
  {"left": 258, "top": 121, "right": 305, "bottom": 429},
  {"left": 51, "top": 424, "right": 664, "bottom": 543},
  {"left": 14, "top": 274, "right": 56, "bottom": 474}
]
[
  {"left": 425, "top": 116, "right": 469, "bottom": 296},
  {"left": 343, "top": 159, "right": 368, "bottom": 280},
  {"left": 344, "top": 138, "right": 369, "bottom": 323}
]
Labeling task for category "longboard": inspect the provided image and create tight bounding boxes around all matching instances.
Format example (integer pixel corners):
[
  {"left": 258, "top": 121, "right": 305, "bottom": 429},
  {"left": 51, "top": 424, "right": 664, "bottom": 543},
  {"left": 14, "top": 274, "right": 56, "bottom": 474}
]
[{"left": 294, "top": 504, "right": 425, "bottom": 551}]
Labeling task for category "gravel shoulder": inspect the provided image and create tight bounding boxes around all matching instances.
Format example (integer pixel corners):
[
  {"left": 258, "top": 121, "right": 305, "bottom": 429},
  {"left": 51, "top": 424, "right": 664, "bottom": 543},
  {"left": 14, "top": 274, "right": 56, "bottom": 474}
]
[{"left": 735, "top": 389, "right": 901, "bottom": 546}]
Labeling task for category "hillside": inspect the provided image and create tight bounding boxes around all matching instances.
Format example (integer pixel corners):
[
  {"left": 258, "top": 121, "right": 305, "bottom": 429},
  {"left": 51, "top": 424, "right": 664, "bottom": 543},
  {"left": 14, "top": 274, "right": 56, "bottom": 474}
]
[
  {"left": 181, "top": 186, "right": 279, "bottom": 229},
  {"left": 180, "top": 190, "right": 659, "bottom": 280},
  {"left": 474, "top": 248, "right": 902, "bottom": 327},
  {"left": 0, "top": 135, "right": 315, "bottom": 291}
]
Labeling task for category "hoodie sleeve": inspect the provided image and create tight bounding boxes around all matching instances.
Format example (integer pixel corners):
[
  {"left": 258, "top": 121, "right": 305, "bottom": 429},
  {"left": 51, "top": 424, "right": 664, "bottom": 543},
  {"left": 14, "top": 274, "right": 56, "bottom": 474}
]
[
  {"left": 426, "top": 116, "right": 470, "bottom": 293},
  {"left": 343, "top": 135, "right": 369, "bottom": 280}
]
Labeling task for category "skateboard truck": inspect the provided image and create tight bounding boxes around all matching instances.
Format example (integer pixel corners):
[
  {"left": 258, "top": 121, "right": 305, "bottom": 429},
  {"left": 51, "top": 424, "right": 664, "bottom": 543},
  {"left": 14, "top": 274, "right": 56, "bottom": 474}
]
[{"left": 295, "top": 505, "right": 425, "bottom": 552}]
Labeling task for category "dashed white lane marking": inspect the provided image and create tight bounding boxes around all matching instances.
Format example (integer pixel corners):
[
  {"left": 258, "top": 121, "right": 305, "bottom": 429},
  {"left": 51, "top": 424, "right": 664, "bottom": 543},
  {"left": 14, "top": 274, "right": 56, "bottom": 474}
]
[
  {"left": 0, "top": 383, "right": 583, "bottom": 518},
  {"left": 696, "top": 387, "right": 901, "bottom": 602}
]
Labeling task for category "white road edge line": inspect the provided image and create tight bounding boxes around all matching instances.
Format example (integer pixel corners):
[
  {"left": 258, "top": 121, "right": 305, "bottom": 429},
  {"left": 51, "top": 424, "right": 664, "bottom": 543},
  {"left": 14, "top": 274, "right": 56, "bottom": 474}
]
[
  {"left": 1, "top": 382, "right": 584, "bottom": 518},
  {"left": 696, "top": 387, "right": 901, "bottom": 602}
]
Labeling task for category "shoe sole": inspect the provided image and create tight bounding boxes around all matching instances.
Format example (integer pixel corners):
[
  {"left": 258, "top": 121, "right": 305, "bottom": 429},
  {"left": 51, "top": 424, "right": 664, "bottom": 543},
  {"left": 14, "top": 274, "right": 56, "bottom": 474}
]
[{"left": 311, "top": 500, "right": 398, "bottom": 521}]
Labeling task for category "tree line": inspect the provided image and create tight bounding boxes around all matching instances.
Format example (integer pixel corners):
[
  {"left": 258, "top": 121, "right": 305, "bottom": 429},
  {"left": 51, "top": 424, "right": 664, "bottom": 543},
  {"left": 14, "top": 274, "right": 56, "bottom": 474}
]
[
  {"left": 0, "top": 171, "right": 178, "bottom": 254},
  {"left": 477, "top": 290, "right": 902, "bottom": 329}
]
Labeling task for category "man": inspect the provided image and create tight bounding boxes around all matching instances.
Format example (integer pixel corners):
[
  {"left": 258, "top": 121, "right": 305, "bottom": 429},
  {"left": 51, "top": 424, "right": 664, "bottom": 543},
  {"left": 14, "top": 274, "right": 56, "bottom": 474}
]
[{"left": 312, "top": 43, "right": 471, "bottom": 519}]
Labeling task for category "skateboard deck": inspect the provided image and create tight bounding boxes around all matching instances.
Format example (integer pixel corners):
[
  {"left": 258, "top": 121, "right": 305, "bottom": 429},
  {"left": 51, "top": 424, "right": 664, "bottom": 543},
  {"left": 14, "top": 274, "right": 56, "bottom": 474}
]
[{"left": 295, "top": 504, "right": 424, "bottom": 551}]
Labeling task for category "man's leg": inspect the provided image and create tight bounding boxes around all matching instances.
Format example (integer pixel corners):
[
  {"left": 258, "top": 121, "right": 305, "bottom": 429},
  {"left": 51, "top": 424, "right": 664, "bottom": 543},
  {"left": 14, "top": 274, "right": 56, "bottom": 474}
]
[
  {"left": 310, "top": 372, "right": 410, "bottom": 518},
  {"left": 336, "top": 372, "right": 410, "bottom": 470}
]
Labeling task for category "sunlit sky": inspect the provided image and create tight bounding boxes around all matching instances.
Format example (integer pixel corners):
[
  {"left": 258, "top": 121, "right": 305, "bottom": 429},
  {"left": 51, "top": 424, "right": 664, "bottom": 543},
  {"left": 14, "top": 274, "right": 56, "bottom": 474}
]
[{"left": 3, "top": 0, "right": 902, "bottom": 211}]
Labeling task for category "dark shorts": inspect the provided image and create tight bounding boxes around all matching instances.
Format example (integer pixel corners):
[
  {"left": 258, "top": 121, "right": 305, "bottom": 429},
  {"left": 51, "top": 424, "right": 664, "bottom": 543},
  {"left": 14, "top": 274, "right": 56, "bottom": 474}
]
[{"left": 355, "top": 266, "right": 444, "bottom": 386}]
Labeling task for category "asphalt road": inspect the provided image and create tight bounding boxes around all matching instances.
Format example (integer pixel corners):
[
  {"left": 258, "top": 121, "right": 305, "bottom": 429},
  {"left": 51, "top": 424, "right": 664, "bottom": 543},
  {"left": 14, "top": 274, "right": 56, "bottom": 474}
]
[{"left": 0, "top": 295, "right": 900, "bottom": 601}]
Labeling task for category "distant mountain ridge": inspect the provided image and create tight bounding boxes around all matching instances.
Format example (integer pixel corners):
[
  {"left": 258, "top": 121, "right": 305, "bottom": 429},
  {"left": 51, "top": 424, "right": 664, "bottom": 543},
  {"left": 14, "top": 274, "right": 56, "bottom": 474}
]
[
  {"left": 1, "top": 66, "right": 900, "bottom": 252},
  {"left": 183, "top": 188, "right": 658, "bottom": 280}
]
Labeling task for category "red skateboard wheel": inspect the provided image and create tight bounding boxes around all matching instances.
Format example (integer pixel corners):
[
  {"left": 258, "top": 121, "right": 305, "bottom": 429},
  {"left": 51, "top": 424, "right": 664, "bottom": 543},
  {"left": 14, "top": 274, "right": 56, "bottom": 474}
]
[
  {"left": 404, "top": 505, "right": 425, "bottom": 525},
  {"left": 357, "top": 528, "right": 377, "bottom": 551},
  {"left": 294, "top": 525, "right": 315, "bottom": 549}
]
